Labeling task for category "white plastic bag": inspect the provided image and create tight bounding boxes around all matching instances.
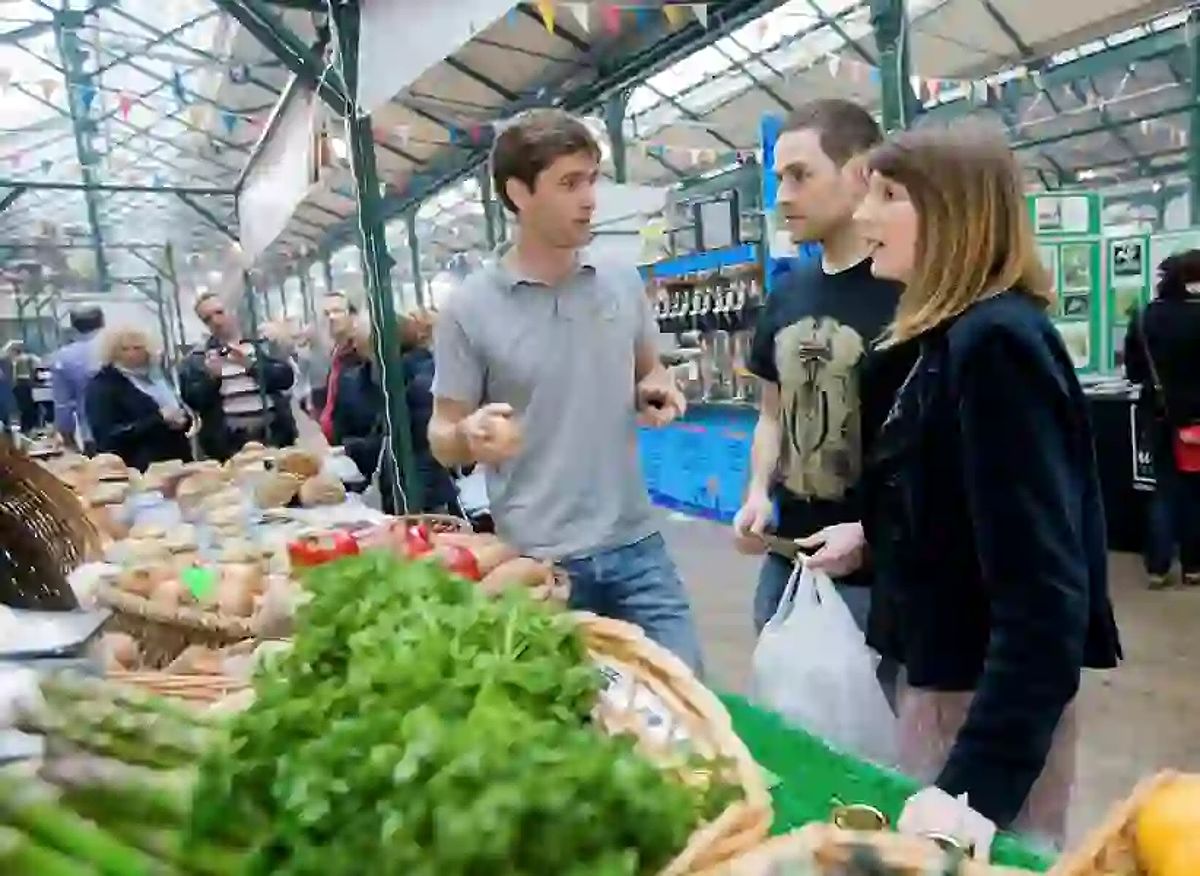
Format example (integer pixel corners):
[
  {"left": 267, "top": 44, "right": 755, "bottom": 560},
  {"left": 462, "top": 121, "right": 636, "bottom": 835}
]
[{"left": 751, "top": 564, "right": 897, "bottom": 765}]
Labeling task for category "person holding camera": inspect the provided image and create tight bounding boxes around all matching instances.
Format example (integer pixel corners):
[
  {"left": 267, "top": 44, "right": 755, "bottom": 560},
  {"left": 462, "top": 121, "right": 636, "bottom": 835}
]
[{"left": 179, "top": 291, "right": 297, "bottom": 462}]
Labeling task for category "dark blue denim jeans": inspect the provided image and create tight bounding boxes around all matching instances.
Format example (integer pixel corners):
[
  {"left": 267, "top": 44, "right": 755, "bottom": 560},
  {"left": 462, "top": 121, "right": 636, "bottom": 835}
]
[
  {"left": 1146, "top": 431, "right": 1200, "bottom": 577},
  {"left": 563, "top": 533, "right": 704, "bottom": 674}
]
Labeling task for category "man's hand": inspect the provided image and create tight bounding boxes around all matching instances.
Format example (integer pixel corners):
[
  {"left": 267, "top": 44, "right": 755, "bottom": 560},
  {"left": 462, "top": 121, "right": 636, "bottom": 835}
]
[
  {"left": 161, "top": 407, "right": 188, "bottom": 430},
  {"left": 459, "top": 403, "right": 522, "bottom": 466},
  {"left": 732, "top": 489, "right": 774, "bottom": 555},
  {"left": 797, "top": 522, "right": 867, "bottom": 578},
  {"left": 203, "top": 350, "right": 225, "bottom": 378},
  {"left": 636, "top": 374, "right": 687, "bottom": 427}
]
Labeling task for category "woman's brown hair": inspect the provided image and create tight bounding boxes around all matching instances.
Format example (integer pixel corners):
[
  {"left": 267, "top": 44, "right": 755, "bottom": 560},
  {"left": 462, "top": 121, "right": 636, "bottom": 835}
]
[{"left": 868, "top": 123, "right": 1053, "bottom": 344}]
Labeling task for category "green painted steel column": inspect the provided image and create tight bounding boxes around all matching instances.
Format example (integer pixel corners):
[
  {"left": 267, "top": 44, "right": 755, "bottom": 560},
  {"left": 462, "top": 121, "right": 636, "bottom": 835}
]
[
  {"left": 406, "top": 211, "right": 424, "bottom": 309},
  {"left": 329, "top": 0, "right": 423, "bottom": 511},
  {"left": 322, "top": 257, "right": 334, "bottom": 294},
  {"left": 1190, "top": 7, "right": 1200, "bottom": 223},
  {"left": 605, "top": 91, "right": 629, "bottom": 184},
  {"left": 164, "top": 244, "right": 187, "bottom": 351},
  {"left": 868, "top": 0, "right": 917, "bottom": 131},
  {"left": 55, "top": 10, "right": 109, "bottom": 291},
  {"left": 14, "top": 287, "right": 28, "bottom": 345},
  {"left": 153, "top": 277, "right": 174, "bottom": 372},
  {"left": 478, "top": 165, "right": 497, "bottom": 251},
  {"left": 243, "top": 271, "right": 272, "bottom": 421},
  {"left": 298, "top": 267, "right": 312, "bottom": 324}
]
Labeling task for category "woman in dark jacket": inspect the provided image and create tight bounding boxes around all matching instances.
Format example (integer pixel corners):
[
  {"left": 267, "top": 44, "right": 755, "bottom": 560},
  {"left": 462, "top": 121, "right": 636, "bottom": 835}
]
[
  {"left": 322, "top": 312, "right": 457, "bottom": 513},
  {"left": 86, "top": 327, "right": 192, "bottom": 471},
  {"left": 799, "top": 124, "right": 1121, "bottom": 847},
  {"left": 1123, "top": 250, "right": 1200, "bottom": 589}
]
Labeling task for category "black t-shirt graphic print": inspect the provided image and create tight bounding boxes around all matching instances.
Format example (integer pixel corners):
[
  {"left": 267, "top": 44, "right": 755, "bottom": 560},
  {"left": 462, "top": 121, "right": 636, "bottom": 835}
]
[{"left": 748, "top": 258, "right": 903, "bottom": 538}]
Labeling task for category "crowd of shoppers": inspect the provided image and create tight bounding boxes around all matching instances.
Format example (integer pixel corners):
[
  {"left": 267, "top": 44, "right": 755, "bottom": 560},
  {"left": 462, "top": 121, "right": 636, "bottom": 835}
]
[{"left": 21, "top": 96, "right": 1200, "bottom": 856}]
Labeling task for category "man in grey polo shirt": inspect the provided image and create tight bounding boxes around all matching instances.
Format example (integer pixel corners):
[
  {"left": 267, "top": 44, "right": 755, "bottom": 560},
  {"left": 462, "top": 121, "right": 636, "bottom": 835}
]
[{"left": 429, "top": 109, "right": 702, "bottom": 671}]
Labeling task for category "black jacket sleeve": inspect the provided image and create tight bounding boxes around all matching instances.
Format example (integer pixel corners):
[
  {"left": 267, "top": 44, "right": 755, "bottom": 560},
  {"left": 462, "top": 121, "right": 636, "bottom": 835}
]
[
  {"left": 1123, "top": 313, "right": 1149, "bottom": 387},
  {"left": 935, "top": 329, "right": 1089, "bottom": 827},
  {"left": 86, "top": 374, "right": 165, "bottom": 448},
  {"left": 249, "top": 349, "right": 295, "bottom": 394},
  {"left": 178, "top": 352, "right": 221, "bottom": 412}
]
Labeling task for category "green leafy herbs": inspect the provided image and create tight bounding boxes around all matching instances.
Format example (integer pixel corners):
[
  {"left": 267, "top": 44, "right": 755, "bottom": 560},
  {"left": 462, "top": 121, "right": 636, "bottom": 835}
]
[{"left": 190, "top": 552, "right": 737, "bottom": 875}]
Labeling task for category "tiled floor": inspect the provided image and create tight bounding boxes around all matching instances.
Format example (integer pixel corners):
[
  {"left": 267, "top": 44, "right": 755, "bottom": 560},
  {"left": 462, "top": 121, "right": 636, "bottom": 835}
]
[{"left": 660, "top": 512, "right": 1200, "bottom": 845}]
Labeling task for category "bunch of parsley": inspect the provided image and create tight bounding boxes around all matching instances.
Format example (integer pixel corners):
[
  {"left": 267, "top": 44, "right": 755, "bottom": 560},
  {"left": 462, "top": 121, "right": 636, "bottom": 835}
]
[{"left": 190, "top": 553, "right": 734, "bottom": 875}]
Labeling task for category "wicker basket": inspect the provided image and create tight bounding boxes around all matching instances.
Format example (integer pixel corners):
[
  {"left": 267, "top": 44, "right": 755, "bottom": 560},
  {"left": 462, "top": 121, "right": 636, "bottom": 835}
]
[
  {"left": 397, "top": 513, "right": 473, "bottom": 534},
  {"left": 0, "top": 436, "right": 103, "bottom": 609},
  {"left": 106, "top": 670, "right": 250, "bottom": 703},
  {"left": 574, "top": 612, "right": 772, "bottom": 875},
  {"left": 702, "top": 824, "right": 1032, "bottom": 875},
  {"left": 1049, "top": 770, "right": 1187, "bottom": 876},
  {"left": 95, "top": 584, "right": 258, "bottom": 669}
]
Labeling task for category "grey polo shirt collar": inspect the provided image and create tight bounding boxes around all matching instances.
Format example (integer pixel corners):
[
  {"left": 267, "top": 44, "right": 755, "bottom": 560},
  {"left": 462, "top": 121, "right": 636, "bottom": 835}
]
[{"left": 488, "top": 245, "right": 598, "bottom": 289}]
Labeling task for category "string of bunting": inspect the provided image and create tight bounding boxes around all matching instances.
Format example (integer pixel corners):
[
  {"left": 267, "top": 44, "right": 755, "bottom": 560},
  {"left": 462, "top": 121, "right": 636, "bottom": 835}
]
[{"left": 524, "top": 2, "right": 711, "bottom": 33}]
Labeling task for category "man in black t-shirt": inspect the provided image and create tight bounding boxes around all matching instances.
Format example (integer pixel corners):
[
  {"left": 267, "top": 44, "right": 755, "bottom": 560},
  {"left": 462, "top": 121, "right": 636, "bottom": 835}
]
[{"left": 733, "top": 100, "right": 905, "bottom": 638}]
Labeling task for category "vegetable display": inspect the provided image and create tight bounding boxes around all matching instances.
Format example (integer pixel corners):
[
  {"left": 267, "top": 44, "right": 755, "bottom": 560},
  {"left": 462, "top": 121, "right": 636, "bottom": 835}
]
[
  {"left": 192, "top": 552, "right": 737, "bottom": 875},
  {"left": 3, "top": 553, "right": 739, "bottom": 874}
]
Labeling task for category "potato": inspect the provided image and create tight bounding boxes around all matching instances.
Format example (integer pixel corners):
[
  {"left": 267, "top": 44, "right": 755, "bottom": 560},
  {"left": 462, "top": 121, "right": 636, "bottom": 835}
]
[
  {"left": 479, "top": 557, "right": 552, "bottom": 596},
  {"left": 222, "top": 562, "right": 265, "bottom": 597},
  {"left": 472, "top": 542, "right": 520, "bottom": 576},
  {"left": 117, "top": 564, "right": 167, "bottom": 598},
  {"left": 217, "top": 579, "right": 255, "bottom": 618},
  {"left": 150, "top": 578, "right": 185, "bottom": 612},
  {"left": 167, "top": 644, "right": 224, "bottom": 675},
  {"left": 102, "top": 632, "right": 140, "bottom": 670}
]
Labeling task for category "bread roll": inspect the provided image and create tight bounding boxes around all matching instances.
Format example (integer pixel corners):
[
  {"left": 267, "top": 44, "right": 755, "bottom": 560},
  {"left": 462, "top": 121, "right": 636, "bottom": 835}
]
[
  {"left": 277, "top": 448, "right": 322, "bottom": 479},
  {"left": 254, "top": 472, "right": 302, "bottom": 509},
  {"left": 298, "top": 474, "right": 346, "bottom": 507}
]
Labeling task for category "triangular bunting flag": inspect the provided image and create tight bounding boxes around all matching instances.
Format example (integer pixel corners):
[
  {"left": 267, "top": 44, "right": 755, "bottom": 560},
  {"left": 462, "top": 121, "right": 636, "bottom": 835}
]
[
  {"left": 79, "top": 83, "right": 96, "bottom": 110},
  {"left": 221, "top": 111, "right": 238, "bottom": 134},
  {"left": 40, "top": 158, "right": 52, "bottom": 174},
  {"left": 39, "top": 78, "right": 57, "bottom": 100},
  {"left": 827, "top": 55, "right": 841, "bottom": 77},
  {"left": 118, "top": 92, "right": 133, "bottom": 120},
  {"left": 567, "top": 2, "right": 589, "bottom": 31},
  {"left": 635, "top": 7, "right": 652, "bottom": 30},
  {"left": 867, "top": 67, "right": 880, "bottom": 85},
  {"left": 664, "top": 4, "right": 685, "bottom": 27},
  {"left": 535, "top": 0, "right": 555, "bottom": 33},
  {"left": 172, "top": 70, "right": 187, "bottom": 104},
  {"left": 0, "top": 68, "right": 10, "bottom": 92},
  {"left": 600, "top": 4, "right": 622, "bottom": 35},
  {"left": 927, "top": 79, "right": 942, "bottom": 101},
  {"left": 188, "top": 104, "right": 208, "bottom": 128},
  {"left": 690, "top": 3, "right": 708, "bottom": 28}
]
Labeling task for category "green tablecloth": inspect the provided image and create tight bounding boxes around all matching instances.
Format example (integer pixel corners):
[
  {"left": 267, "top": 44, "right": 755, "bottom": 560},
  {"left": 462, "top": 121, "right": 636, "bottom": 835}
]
[{"left": 721, "top": 694, "right": 1056, "bottom": 872}]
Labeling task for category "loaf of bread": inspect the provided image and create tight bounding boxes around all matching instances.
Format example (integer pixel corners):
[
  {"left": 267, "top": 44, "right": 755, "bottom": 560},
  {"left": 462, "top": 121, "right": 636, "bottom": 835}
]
[{"left": 299, "top": 474, "right": 346, "bottom": 507}]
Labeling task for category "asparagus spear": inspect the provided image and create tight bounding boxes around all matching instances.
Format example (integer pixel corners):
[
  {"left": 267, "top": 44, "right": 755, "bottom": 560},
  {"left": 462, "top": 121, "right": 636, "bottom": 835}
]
[
  {"left": 42, "top": 757, "right": 193, "bottom": 826},
  {"left": 40, "top": 674, "right": 221, "bottom": 729},
  {"left": 102, "top": 823, "right": 248, "bottom": 876},
  {"left": 0, "top": 825, "right": 99, "bottom": 876},
  {"left": 0, "top": 773, "right": 163, "bottom": 876},
  {"left": 18, "top": 708, "right": 209, "bottom": 770}
]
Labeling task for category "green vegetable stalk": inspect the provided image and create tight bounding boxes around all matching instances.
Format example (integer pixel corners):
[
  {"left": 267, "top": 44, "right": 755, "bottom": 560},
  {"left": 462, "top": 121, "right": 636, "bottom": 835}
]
[
  {"left": 0, "top": 825, "right": 99, "bottom": 876},
  {"left": 0, "top": 772, "right": 162, "bottom": 876}
]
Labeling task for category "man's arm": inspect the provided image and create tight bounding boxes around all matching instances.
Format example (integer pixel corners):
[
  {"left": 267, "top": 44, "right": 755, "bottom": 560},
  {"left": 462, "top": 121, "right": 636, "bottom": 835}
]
[
  {"left": 747, "top": 381, "right": 782, "bottom": 500},
  {"left": 732, "top": 381, "right": 781, "bottom": 550},
  {"left": 429, "top": 397, "right": 476, "bottom": 468},
  {"left": 51, "top": 355, "right": 78, "bottom": 442},
  {"left": 428, "top": 301, "right": 485, "bottom": 468}
]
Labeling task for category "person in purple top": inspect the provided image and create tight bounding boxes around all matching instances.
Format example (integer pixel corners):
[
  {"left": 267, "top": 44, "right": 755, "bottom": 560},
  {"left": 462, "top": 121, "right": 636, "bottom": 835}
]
[{"left": 52, "top": 306, "right": 104, "bottom": 454}]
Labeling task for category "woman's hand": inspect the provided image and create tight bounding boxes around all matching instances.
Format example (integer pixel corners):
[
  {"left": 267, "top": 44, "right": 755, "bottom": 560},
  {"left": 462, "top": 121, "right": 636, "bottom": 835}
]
[
  {"left": 897, "top": 786, "right": 996, "bottom": 861},
  {"left": 797, "top": 522, "right": 867, "bottom": 577}
]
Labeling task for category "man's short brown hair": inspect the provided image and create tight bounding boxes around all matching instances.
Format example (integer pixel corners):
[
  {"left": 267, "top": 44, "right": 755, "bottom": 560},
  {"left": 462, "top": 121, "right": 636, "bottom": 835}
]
[
  {"left": 491, "top": 109, "right": 600, "bottom": 213},
  {"left": 781, "top": 99, "right": 882, "bottom": 166}
]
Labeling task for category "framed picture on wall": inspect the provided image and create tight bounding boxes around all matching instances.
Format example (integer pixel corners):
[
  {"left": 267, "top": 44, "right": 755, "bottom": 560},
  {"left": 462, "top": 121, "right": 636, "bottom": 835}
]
[
  {"left": 1060, "top": 243, "right": 1093, "bottom": 291},
  {"left": 1055, "top": 321, "right": 1091, "bottom": 370},
  {"left": 1111, "top": 238, "right": 1145, "bottom": 288}
]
